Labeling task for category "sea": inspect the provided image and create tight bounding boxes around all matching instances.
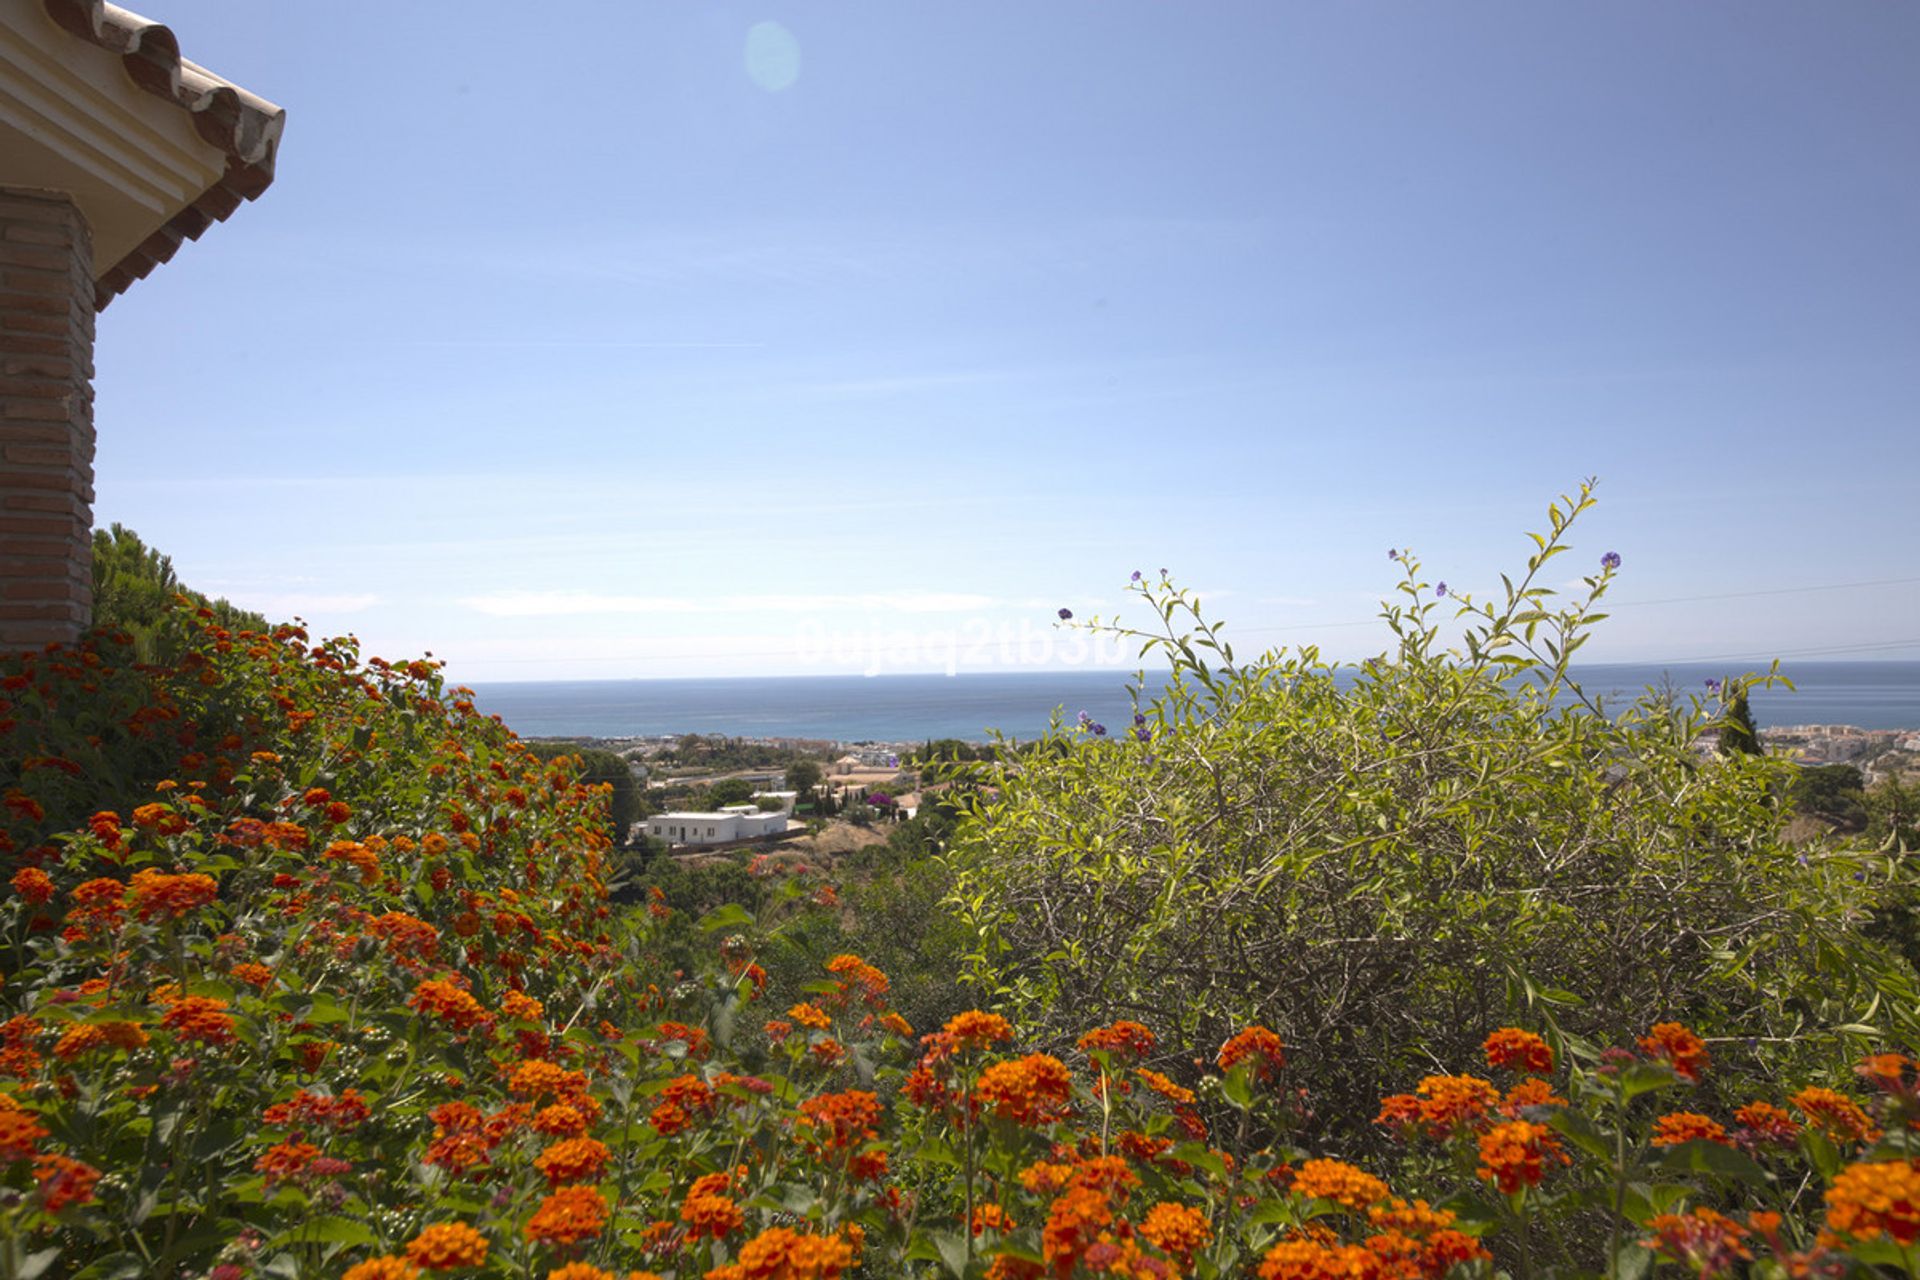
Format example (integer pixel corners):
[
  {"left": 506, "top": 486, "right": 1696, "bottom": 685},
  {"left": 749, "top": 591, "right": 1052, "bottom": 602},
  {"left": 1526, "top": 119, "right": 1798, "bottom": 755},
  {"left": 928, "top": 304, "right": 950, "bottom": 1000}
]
[{"left": 466, "top": 661, "right": 1920, "bottom": 743}]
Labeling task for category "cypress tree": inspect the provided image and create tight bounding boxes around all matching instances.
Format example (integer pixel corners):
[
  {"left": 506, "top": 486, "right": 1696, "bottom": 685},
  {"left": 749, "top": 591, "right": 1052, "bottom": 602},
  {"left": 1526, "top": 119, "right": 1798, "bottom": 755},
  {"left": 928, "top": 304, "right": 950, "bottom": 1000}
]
[{"left": 1720, "top": 680, "right": 1762, "bottom": 756}]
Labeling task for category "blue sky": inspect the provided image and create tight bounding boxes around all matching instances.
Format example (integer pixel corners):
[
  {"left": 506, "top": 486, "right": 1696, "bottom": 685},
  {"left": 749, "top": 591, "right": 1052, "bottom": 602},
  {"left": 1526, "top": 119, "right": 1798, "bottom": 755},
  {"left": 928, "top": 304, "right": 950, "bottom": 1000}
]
[{"left": 94, "top": 1, "right": 1920, "bottom": 680}]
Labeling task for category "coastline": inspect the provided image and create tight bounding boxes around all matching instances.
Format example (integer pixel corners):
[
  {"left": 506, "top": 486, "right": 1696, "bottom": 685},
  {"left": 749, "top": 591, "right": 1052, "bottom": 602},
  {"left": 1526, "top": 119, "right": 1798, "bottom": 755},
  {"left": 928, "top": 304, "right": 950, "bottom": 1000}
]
[{"left": 470, "top": 661, "right": 1920, "bottom": 743}]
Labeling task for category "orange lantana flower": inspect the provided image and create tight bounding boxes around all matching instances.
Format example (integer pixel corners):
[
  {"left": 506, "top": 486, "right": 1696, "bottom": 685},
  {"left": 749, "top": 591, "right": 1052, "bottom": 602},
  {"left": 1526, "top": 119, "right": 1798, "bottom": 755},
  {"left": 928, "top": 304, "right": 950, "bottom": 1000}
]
[
  {"left": 1138, "top": 1201, "right": 1212, "bottom": 1261},
  {"left": 1077, "top": 1021, "right": 1156, "bottom": 1061},
  {"left": 532, "top": 1137, "right": 610, "bottom": 1187},
  {"left": 1824, "top": 1160, "right": 1920, "bottom": 1245},
  {"left": 1292, "top": 1158, "right": 1390, "bottom": 1210},
  {"left": 1792, "top": 1086, "right": 1882, "bottom": 1147},
  {"left": 1256, "top": 1238, "right": 1384, "bottom": 1280},
  {"left": 408, "top": 979, "right": 490, "bottom": 1032},
  {"left": 1483, "top": 1027, "right": 1554, "bottom": 1075},
  {"left": 705, "top": 1226, "right": 856, "bottom": 1280},
  {"left": 1475, "top": 1120, "right": 1569, "bottom": 1194},
  {"left": 526, "top": 1185, "right": 609, "bottom": 1245},
  {"left": 942, "top": 1010, "right": 1015, "bottom": 1051},
  {"left": 1639, "top": 1023, "right": 1710, "bottom": 1082},
  {"left": 1651, "top": 1112, "right": 1731, "bottom": 1147},
  {"left": 405, "top": 1222, "right": 489, "bottom": 1270},
  {"left": 1218, "top": 1025, "right": 1287, "bottom": 1081},
  {"left": 343, "top": 1258, "right": 419, "bottom": 1280},
  {"left": 974, "top": 1054, "right": 1073, "bottom": 1127}
]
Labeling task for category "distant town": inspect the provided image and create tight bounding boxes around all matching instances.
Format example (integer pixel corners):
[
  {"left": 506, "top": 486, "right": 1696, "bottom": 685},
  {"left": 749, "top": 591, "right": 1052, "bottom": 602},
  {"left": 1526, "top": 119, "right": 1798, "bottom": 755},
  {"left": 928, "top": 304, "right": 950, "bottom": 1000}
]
[
  {"left": 1764, "top": 724, "right": 1920, "bottom": 783},
  {"left": 525, "top": 722, "right": 1920, "bottom": 862},
  {"left": 525, "top": 732, "right": 951, "bottom": 860}
]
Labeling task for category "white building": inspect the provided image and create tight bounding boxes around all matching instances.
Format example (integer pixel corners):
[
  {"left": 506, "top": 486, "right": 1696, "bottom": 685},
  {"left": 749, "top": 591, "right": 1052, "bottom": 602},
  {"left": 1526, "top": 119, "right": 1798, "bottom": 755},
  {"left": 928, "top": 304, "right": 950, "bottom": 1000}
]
[
  {"left": 751, "top": 790, "right": 799, "bottom": 815},
  {"left": 646, "top": 804, "right": 788, "bottom": 847}
]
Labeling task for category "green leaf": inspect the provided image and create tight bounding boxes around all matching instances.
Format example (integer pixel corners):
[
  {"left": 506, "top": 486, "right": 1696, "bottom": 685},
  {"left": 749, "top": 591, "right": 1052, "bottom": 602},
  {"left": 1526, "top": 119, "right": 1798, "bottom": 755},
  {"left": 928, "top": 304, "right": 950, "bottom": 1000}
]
[
  {"left": 1432, "top": 1189, "right": 1503, "bottom": 1233},
  {"left": 67, "top": 1254, "right": 150, "bottom": 1280},
  {"left": 994, "top": 1241, "right": 1047, "bottom": 1266},
  {"left": 269, "top": 1217, "right": 380, "bottom": 1248},
  {"left": 915, "top": 1135, "right": 960, "bottom": 1168},
  {"left": 1802, "top": 1128, "right": 1843, "bottom": 1179},
  {"left": 1243, "top": 1201, "right": 1296, "bottom": 1228},
  {"left": 301, "top": 993, "right": 353, "bottom": 1025},
  {"left": 697, "top": 903, "right": 754, "bottom": 933},
  {"left": 1170, "top": 1143, "right": 1231, "bottom": 1178},
  {"left": 1545, "top": 1106, "right": 1614, "bottom": 1163},
  {"left": 933, "top": 1228, "right": 971, "bottom": 1279},
  {"left": 1656, "top": 1140, "right": 1773, "bottom": 1189},
  {"left": 1617, "top": 1063, "right": 1681, "bottom": 1103},
  {"left": 1614, "top": 1242, "right": 1654, "bottom": 1280},
  {"left": 1840, "top": 1237, "right": 1914, "bottom": 1270}
]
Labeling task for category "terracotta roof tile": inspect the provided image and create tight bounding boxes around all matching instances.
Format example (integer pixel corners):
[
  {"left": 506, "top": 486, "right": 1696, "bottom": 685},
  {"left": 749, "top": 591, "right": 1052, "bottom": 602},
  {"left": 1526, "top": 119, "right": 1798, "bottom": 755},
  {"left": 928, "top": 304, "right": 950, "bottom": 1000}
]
[{"left": 39, "top": 0, "right": 284, "bottom": 307}]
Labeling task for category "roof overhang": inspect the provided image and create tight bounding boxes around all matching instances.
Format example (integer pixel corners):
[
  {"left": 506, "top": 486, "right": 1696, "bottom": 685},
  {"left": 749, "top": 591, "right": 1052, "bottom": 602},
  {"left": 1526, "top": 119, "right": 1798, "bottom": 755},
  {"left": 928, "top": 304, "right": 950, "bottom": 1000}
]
[{"left": 0, "top": 0, "right": 282, "bottom": 307}]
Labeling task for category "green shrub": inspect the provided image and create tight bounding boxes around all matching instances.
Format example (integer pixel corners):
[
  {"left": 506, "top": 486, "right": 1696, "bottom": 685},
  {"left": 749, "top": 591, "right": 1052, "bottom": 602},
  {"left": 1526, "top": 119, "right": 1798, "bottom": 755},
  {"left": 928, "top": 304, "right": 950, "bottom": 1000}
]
[
  {"left": 947, "top": 483, "right": 1917, "bottom": 1145},
  {"left": 90, "top": 523, "right": 266, "bottom": 662},
  {"left": 525, "top": 741, "right": 645, "bottom": 850}
]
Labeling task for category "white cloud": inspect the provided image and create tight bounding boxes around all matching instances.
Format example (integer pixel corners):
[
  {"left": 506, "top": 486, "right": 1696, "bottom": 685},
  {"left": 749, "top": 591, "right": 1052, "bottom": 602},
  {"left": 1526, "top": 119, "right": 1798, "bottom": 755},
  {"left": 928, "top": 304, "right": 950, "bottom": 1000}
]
[
  {"left": 236, "top": 592, "right": 382, "bottom": 617},
  {"left": 458, "top": 590, "right": 999, "bottom": 618}
]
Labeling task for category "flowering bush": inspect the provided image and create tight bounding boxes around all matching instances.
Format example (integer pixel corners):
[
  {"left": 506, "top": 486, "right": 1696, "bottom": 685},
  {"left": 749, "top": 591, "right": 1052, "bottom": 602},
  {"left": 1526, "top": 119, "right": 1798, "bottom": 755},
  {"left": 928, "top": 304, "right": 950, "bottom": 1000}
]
[{"left": 4, "top": 531, "right": 1920, "bottom": 1277}]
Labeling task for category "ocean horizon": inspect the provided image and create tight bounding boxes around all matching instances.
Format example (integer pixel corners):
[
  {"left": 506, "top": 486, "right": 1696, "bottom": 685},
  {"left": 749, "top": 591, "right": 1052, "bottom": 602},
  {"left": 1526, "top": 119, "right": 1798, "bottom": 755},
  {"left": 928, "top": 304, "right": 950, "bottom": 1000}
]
[{"left": 466, "top": 660, "right": 1920, "bottom": 742}]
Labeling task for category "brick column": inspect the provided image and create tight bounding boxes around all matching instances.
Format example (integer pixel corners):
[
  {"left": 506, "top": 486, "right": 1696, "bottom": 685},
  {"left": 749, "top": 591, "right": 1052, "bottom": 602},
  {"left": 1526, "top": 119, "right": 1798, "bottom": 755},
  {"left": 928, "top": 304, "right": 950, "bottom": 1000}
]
[{"left": 0, "top": 189, "right": 95, "bottom": 652}]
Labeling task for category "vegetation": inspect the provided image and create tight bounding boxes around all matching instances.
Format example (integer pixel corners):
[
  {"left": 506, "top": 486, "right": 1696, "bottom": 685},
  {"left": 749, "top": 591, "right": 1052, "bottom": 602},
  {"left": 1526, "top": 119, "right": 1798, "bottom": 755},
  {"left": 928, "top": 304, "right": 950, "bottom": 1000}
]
[
  {"left": 1868, "top": 774, "right": 1920, "bottom": 851},
  {"left": 653, "top": 735, "right": 827, "bottom": 774},
  {"left": 948, "top": 484, "right": 1917, "bottom": 1153},
  {"left": 1790, "top": 765, "right": 1870, "bottom": 833},
  {"left": 701, "top": 779, "right": 758, "bottom": 811},
  {"left": 1717, "top": 683, "right": 1763, "bottom": 757},
  {"left": 525, "top": 741, "right": 647, "bottom": 849},
  {"left": 90, "top": 523, "right": 266, "bottom": 661},
  {"left": 1, "top": 499, "right": 1916, "bottom": 1279}
]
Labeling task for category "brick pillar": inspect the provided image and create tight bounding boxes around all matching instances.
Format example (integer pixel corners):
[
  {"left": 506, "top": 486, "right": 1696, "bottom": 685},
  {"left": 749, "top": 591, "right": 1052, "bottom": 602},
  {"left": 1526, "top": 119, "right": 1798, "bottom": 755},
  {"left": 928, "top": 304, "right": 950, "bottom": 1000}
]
[{"left": 0, "top": 188, "right": 95, "bottom": 652}]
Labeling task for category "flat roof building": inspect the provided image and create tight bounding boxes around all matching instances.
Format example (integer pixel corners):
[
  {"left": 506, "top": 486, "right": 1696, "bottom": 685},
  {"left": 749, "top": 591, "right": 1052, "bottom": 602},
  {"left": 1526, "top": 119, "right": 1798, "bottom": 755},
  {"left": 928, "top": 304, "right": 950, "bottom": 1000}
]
[{"left": 646, "top": 806, "right": 788, "bottom": 848}]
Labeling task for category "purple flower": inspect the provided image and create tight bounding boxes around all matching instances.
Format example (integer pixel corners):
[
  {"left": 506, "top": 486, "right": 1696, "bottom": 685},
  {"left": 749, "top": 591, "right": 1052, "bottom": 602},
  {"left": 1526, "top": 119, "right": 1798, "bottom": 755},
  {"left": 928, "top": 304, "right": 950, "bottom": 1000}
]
[
  {"left": 1077, "top": 710, "right": 1091, "bottom": 726},
  {"left": 1133, "top": 713, "right": 1146, "bottom": 726},
  {"left": 1057, "top": 607, "right": 1072, "bottom": 620},
  {"left": 1130, "top": 570, "right": 1143, "bottom": 582},
  {"left": 1089, "top": 721, "right": 1107, "bottom": 737},
  {"left": 1133, "top": 726, "right": 1151, "bottom": 743},
  {"left": 1388, "top": 549, "right": 1399, "bottom": 561},
  {"left": 1601, "top": 551, "right": 1621, "bottom": 570},
  {"left": 1159, "top": 568, "right": 1168, "bottom": 577},
  {"left": 1705, "top": 678, "right": 1721, "bottom": 694},
  {"left": 1435, "top": 582, "right": 1448, "bottom": 598}
]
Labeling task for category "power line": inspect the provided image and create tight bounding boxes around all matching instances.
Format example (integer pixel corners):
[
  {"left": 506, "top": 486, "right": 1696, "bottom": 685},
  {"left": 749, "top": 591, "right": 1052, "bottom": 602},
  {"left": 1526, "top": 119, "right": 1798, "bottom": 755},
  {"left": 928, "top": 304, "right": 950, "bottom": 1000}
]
[
  {"left": 1606, "top": 575, "right": 1920, "bottom": 609},
  {"left": 1627, "top": 637, "right": 1920, "bottom": 665}
]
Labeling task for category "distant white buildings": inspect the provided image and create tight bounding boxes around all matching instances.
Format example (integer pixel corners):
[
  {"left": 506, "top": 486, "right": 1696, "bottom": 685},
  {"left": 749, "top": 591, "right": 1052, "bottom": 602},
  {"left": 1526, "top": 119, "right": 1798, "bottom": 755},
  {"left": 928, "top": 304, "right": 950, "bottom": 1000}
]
[
  {"left": 832, "top": 750, "right": 898, "bottom": 773},
  {"left": 646, "top": 804, "right": 789, "bottom": 848}
]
